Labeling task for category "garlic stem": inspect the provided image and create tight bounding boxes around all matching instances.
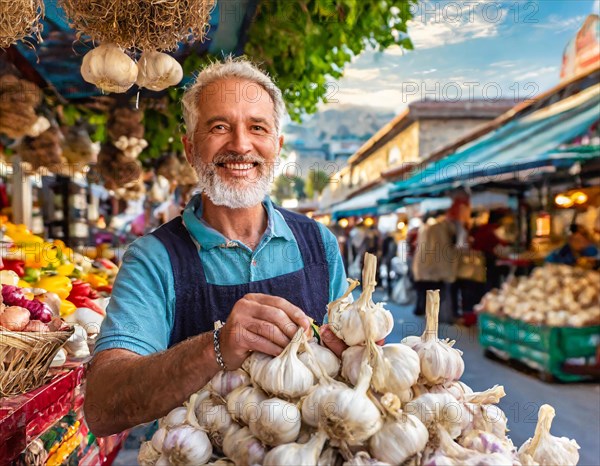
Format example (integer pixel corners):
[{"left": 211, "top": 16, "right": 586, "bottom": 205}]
[
  {"left": 357, "top": 253, "right": 377, "bottom": 309},
  {"left": 423, "top": 290, "right": 440, "bottom": 343},
  {"left": 529, "top": 404, "right": 555, "bottom": 454},
  {"left": 184, "top": 393, "right": 203, "bottom": 429},
  {"left": 327, "top": 278, "right": 359, "bottom": 321}
]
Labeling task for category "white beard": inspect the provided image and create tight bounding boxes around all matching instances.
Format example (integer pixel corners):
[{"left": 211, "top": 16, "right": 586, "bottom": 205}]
[{"left": 193, "top": 154, "right": 277, "bottom": 209}]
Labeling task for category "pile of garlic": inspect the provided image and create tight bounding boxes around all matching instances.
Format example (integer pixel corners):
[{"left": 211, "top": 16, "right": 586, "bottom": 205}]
[
  {"left": 477, "top": 264, "right": 600, "bottom": 327},
  {"left": 139, "top": 253, "right": 580, "bottom": 466}
]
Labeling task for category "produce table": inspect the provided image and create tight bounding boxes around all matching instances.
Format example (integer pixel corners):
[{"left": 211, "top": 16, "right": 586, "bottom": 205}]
[
  {"left": 479, "top": 312, "right": 600, "bottom": 382},
  {"left": 0, "top": 361, "right": 126, "bottom": 465}
]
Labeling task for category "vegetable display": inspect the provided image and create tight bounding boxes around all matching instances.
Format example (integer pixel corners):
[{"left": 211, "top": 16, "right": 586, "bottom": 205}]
[
  {"left": 477, "top": 264, "right": 600, "bottom": 327},
  {"left": 139, "top": 253, "right": 580, "bottom": 466}
]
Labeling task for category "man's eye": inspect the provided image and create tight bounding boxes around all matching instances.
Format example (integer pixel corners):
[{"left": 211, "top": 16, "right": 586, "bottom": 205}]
[
  {"left": 212, "top": 125, "right": 227, "bottom": 132},
  {"left": 252, "top": 125, "right": 266, "bottom": 132}
]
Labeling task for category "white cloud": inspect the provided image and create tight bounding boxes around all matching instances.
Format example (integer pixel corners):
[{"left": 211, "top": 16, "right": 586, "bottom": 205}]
[
  {"left": 341, "top": 68, "right": 381, "bottom": 81},
  {"left": 514, "top": 66, "right": 558, "bottom": 81},
  {"left": 533, "top": 15, "right": 586, "bottom": 33},
  {"left": 491, "top": 61, "right": 517, "bottom": 69},
  {"left": 593, "top": 0, "right": 599, "bottom": 14}
]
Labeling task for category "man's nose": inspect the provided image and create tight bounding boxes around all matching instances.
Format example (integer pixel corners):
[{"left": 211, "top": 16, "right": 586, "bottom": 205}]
[{"left": 227, "top": 127, "right": 253, "bottom": 154}]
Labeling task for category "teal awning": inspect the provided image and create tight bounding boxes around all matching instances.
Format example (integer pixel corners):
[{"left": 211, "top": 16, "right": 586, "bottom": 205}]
[
  {"left": 330, "top": 183, "right": 395, "bottom": 220},
  {"left": 389, "top": 85, "right": 600, "bottom": 201}
]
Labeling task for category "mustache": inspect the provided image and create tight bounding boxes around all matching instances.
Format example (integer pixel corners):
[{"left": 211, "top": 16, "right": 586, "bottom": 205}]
[{"left": 211, "top": 152, "right": 265, "bottom": 166}]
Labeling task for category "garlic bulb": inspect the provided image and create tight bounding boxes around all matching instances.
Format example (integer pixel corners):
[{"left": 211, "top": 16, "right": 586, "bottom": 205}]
[
  {"left": 299, "top": 338, "right": 340, "bottom": 378},
  {"left": 138, "top": 441, "right": 160, "bottom": 466},
  {"left": 256, "top": 328, "right": 314, "bottom": 399},
  {"left": 263, "top": 431, "right": 328, "bottom": 466},
  {"left": 80, "top": 43, "right": 138, "bottom": 93},
  {"left": 343, "top": 451, "right": 392, "bottom": 465},
  {"left": 249, "top": 397, "right": 302, "bottom": 446},
  {"left": 242, "top": 351, "right": 272, "bottom": 378},
  {"left": 412, "top": 290, "right": 464, "bottom": 385},
  {"left": 301, "top": 377, "right": 347, "bottom": 427},
  {"left": 460, "top": 430, "right": 519, "bottom": 459},
  {"left": 208, "top": 369, "right": 251, "bottom": 398},
  {"left": 429, "top": 381, "right": 474, "bottom": 400},
  {"left": 207, "top": 460, "right": 235, "bottom": 466},
  {"left": 404, "top": 393, "right": 468, "bottom": 439},
  {"left": 226, "top": 385, "right": 268, "bottom": 425},
  {"left": 400, "top": 334, "right": 422, "bottom": 349},
  {"left": 136, "top": 50, "right": 183, "bottom": 91},
  {"left": 151, "top": 427, "right": 168, "bottom": 452},
  {"left": 329, "top": 254, "right": 394, "bottom": 346},
  {"left": 195, "top": 397, "right": 236, "bottom": 448},
  {"left": 369, "top": 393, "right": 428, "bottom": 465},
  {"left": 162, "top": 406, "right": 188, "bottom": 429},
  {"left": 222, "top": 426, "right": 267, "bottom": 466},
  {"left": 319, "top": 357, "right": 383, "bottom": 445},
  {"left": 518, "top": 404, "right": 580, "bottom": 465},
  {"left": 463, "top": 385, "right": 508, "bottom": 439},
  {"left": 162, "top": 425, "right": 212, "bottom": 466}
]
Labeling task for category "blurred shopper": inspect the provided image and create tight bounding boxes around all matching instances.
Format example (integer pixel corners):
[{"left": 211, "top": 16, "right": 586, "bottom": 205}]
[
  {"left": 546, "top": 224, "right": 599, "bottom": 268},
  {"left": 381, "top": 230, "right": 399, "bottom": 299},
  {"left": 412, "top": 196, "right": 471, "bottom": 323}
]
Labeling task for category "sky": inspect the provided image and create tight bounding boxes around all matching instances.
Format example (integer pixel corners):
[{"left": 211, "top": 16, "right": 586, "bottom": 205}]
[{"left": 325, "top": 0, "right": 600, "bottom": 113}]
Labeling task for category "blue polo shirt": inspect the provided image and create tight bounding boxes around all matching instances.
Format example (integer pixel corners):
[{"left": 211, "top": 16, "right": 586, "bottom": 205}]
[{"left": 94, "top": 195, "right": 347, "bottom": 356}]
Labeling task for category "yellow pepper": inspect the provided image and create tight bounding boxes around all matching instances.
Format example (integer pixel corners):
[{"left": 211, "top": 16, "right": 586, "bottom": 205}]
[
  {"left": 17, "top": 279, "right": 31, "bottom": 288},
  {"left": 59, "top": 299, "right": 77, "bottom": 317},
  {"left": 84, "top": 273, "right": 109, "bottom": 289},
  {"left": 56, "top": 262, "right": 76, "bottom": 277},
  {"left": 36, "top": 275, "right": 73, "bottom": 299}
]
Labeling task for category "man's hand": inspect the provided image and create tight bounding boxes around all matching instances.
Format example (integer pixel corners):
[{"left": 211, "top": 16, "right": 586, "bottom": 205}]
[{"left": 219, "top": 294, "right": 311, "bottom": 370}]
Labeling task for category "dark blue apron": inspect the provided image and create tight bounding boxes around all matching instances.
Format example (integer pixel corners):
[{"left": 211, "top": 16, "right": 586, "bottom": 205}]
[{"left": 151, "top": 207, "right": 330, "bottom": 347}]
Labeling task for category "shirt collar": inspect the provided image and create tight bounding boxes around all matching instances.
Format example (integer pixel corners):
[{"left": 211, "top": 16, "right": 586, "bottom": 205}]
[{"left": 181, "top": 194, "right": 295, "bottom": 250}]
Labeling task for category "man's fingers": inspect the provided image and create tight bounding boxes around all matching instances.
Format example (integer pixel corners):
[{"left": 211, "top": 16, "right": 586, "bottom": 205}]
[
  {"left": 319, "top": 324, "right": 348, "bottom": 359},
  {"left": 247, "top": 294, "right": 310, "bottom": 331},
  {"left": 248, "top": 319, "right": 291, "bottom": 349},
  {"left": 241, "top": 328, "right": 284, "bottom": 357}
]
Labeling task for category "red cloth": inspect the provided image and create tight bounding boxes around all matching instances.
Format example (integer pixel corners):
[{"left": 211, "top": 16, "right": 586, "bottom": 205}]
[{"left": 471, "top": 224, "right": 508, "bottom": 255}]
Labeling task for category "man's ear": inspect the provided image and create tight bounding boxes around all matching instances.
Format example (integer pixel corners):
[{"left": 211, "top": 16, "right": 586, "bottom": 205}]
[
  {"left": 277, "top": 134, "right": 284, "bottom": 155},
  {"left": 182, "top": 135, "right": 193, "bottom": 165}
]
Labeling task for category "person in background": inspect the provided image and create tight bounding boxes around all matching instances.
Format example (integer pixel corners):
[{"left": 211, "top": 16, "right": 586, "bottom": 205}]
[
  {"left": 546, "top": 224, "right": 599, "bottom": 268},
  {"left": 381, "top": 230, "right": 399, "bottom": 299},
  {"left": 412, "top": 195, "right": 471, "bottom": 322}
]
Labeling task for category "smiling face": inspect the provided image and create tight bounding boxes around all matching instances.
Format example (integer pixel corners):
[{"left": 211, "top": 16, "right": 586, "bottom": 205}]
[{"left": 184, "top": 77, "right": 283, "bottom": 209}]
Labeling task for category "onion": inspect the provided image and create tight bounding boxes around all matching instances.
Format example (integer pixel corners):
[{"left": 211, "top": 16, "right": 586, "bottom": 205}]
[
  {"left": 0, "top": 306, "right": 31, "bottom": 331},
  {"left": 23, "top": 320, "right": 50, "bottom": 333}
]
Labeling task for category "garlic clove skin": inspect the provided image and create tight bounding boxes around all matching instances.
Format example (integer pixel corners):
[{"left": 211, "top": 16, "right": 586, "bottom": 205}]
[
  {"left": 460, "top": 430, "right": 520, "bottom": 459},
  {"left": 404, "top": 393, "right": 468, "bottom": 439},
  {"left": 341, "top": 345, "right": 364, "bottom": 386},
  {"left": 242, "top": 351, "right": 273, "bottom": 381},
  {"left": 222, "top": 426, "right": 267, "bottom": 466},
  {"left": 162, "top": 425, "right": 213, "bottom": 466},
  {"left": 195, "top": 397, "right": 235, "bottom": 448},
  {"left": 138, "top": 441, "right": 161, "bottom": 466},
  {"left": 226, "top": 385, "right": 268, "bottom": 425},
  {"left": 151, "top": 427, "right": 168, "bottom": 453},
  {"left": 136, "top": 50, "right": 183, "bottom": 91},
  {"left": 518, "top": 404, "right": 580, "bottom": 466},
  {"left": 208, "top": 369, "right": 251, "bottom": 398},
  {"left": 301, "top": 378, "right": 347, "bottom": 427},
  {"left": 299, "top": 338, "right": 340, "bottom": 378},
  {"left": 371, "top": 343, "right": 420, "bottom": 393},
  {"left": 155, "top": 455, "right": 170, "bottom": 466},
  {"left": 263, "top": 431, "right": 328, "bottom": 466},
  {"left": 249, "top": 397, "right": 302, "bottom": 446},
  {"left": 343, "top": 451, "right": 392, "bottom": 465},
  {"left": 162, "top": 406, "right": 188, "bottom": 429},
  {"left": 81, "top": 43, "right": 138, "bottom": 93}
]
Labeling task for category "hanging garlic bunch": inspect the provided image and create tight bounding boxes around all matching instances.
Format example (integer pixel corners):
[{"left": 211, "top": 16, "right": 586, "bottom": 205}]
[
  {"left": 249, "top": 397, "right": 302, "bottom": 446},
  {"left": 412, "top": 290, "right": 464, "bottom": 385},
  {"left": 329, "top": 253, "right": 394, "bottom": 346},
  {"left": 518, "top": 405, "right": 580, "bottom": 465},
  {"left": 208, "top": 369, "right": 251, "bottom": 399},
  {"left": 222, "top": 426, "right": 267, "bottom": 466},
  {"left": 299, "top": 338, "right": 340, "bottom": 378},
  {"left": 462, "top": 385, "right": 508, "bottom": 439},
  {"left": 195, "top": 396, "right": 236, "bottom": 448},
  {"left": 255, "top": 328, "right": 315, "bottom": 399},
  {"left": 113, "top": 135, "right": 148, "bottom": 159},
  {"left": 404, "top": 393, "right": 469, "bottom": 439},
  {"left": 80, "top": 43, "right": 138, "bottom": 93},
  {"left": 226, "top": 385, "right": 268, "bottom": 425},
  {"left": 263, "top": 431, "right": 328, "bottom": 466},
  {"left": 369, "top": 393, "right": 429, "bottom": 465},
  {"left": 136, "top": 50, "right": 183, "bottom": 91},
  {"left": 319, "top": 356, "right": 383, "bottom": 445}
]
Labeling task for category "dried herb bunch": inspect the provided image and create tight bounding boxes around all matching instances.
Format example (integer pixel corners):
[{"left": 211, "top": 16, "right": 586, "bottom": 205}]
[
  {"left": 0, "top": 0, "right": 44, "bottom": 49},
  {"left": 59, "top": 0, "right": 215, "bottom": 51}
]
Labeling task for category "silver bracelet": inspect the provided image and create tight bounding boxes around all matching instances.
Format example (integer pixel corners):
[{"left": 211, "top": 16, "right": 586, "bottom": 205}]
[{"left": 213, "top": 328, "right": 228, "bottom": 371}]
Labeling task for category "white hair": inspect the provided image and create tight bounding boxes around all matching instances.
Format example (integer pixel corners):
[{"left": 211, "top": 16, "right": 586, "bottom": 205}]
[{"left": 182, "top": 56, "right": 286, "bottom": 139}]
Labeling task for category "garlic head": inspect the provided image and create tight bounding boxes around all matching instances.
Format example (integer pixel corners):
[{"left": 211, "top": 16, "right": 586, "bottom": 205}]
[
  {"left": 226, "top": 385, "right": 267, "bottom": 425},
  {"left": 138, "top": 441, "right": 160, "bottom": 466},
  {"left": 222, "top": 426, "right": 267, "bottom": 466},
  {"left": 208, "top": 369, "right": 251, "bottom": 398},
  {"left": 136, "top": 50, "right": 183, "bottom": 91},
  {"left": 81, "top": 43, "right": 138, "bottom": 93},
  {"left": 249, "top": 397, "right": 302, "bottom": 446},
  {"left": 195, "top": 397, "right": 235, "bottom": 448},
  {"left": 299, "top": 338, "right": 340, "bottom": 378},
  {"left": 263, "top": 431, "right": 328, "bottom": 466},
  {"left": 162, "top": 425, "right": 212, "bottom": 466}
]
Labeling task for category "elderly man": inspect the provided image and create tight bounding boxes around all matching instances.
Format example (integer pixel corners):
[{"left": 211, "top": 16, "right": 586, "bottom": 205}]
[{"left": 85, "top": 58, "right": 348, "bottom": 436}]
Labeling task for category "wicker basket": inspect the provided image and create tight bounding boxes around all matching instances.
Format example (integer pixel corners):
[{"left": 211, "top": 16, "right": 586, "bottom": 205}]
[{"left": 0, "top": 327, "right": 74, "bottom": 397}]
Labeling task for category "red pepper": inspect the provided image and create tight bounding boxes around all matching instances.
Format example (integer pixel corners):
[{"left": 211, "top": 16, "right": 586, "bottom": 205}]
[
  {"left": 1, "top": 259, "right": 25, "bottom": 277},
  {"left": 95, "top": 285, "right": 113, "bottom": 294},
  {"left": 66, "top": 295, "right": 105, "bottom": 315},
  {"left": 70, "top": 279, "right": 92, "bottom": 297}
]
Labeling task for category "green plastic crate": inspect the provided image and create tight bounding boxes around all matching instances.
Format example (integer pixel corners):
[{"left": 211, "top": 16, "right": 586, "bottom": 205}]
[{"left": 478, "top": 313, "right": 599, "bottom": 382}]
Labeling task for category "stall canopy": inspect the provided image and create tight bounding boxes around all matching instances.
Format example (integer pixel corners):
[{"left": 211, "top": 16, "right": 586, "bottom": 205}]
[
  {"left": 386, "top": 84, "right": 600, "bottom": 202},
  {"left": 330, "top": 183, "right": 394, "bottom": 220}
]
